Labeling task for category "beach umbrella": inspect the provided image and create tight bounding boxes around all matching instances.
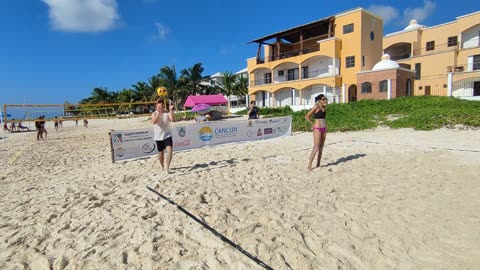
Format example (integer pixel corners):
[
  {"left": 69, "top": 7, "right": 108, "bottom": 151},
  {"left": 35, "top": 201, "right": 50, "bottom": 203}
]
[{"left": 191, "top": 103, "right": 211, "bottom": 114}]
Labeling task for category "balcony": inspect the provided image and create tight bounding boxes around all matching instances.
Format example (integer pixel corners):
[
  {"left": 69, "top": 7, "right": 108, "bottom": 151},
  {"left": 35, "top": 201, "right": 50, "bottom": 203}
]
[
  {"left": 447, "top": 61, "right": 480, "bottom": 73},
  {"left": 250, "top": 66, "right": 338, "bottom": 87},
  {"left": 413, "top": 42, "right": 458, "bottom": 57}
]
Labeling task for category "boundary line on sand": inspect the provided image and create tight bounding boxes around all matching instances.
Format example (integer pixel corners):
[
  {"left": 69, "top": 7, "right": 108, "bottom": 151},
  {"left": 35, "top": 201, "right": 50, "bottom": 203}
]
[
  {"left": 146, "top": 186, "right": 274, "bottom": 270},
  {"left": 351, "top": 140, "right": 480, "bottom": 153}
]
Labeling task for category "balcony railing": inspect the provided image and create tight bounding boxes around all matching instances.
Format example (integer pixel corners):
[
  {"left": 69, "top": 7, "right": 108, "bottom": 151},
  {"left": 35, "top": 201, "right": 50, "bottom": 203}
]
[
  {"left": 250, "top": 67, "right": 338, "bottom": 86},
  {"left": 256, "top": 44, "right": 321, "bottom": 63},
  {"left": 447, "top": 61, "right": 480, "bottom": 73},
  {"left": 250, "top": 78, "right": 272, "bottom": 86},
  {"left": 302, "top": 67, "right": 337, "bottom": 78},
  {"left": 413, "top": 42, "right": 458, "bottom": 56}
]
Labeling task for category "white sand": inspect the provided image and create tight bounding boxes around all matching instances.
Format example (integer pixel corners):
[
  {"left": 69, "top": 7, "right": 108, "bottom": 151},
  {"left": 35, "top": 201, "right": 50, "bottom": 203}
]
[{"left": 1, "top": 117, "right": 479, "bottom": 269}]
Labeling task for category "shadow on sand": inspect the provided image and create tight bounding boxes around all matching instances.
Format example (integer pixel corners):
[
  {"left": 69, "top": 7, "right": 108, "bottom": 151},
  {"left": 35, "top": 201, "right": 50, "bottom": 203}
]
[
  {"left": 323, "top": 153, "right": 367, "bottom": 167},
  {"left": 172, "top": 158, "right": 252, "bottom": 175}
]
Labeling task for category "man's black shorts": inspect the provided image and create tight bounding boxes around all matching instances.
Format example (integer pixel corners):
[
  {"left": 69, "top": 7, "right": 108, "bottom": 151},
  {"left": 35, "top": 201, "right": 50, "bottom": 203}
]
[{"left": 156, "top": 137, "right": 173, "bottom": 152}]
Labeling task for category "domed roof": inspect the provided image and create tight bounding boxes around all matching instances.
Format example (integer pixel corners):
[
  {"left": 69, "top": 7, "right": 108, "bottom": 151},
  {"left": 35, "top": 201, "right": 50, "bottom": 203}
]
[
  {"left": 404, "top": 19, "right": 422, "bottom": 31},
  {"left": 372, "top": 54, "right": 400, "bottom": 71}
]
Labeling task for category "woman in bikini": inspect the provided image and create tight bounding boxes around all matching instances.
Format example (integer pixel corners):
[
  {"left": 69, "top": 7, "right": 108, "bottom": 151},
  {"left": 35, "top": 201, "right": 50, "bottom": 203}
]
[{"left": 305, "top": 94, "right": 328, "bottom": 170}]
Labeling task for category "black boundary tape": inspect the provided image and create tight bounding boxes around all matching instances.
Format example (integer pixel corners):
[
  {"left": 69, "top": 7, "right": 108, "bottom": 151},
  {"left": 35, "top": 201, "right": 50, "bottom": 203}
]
[{"left": 146, "top": 186, "right": 274, "bottom": 270}]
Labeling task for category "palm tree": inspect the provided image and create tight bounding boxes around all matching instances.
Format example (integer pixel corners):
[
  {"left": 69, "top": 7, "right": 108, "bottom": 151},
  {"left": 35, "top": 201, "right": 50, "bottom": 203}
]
[
  {"left": 87, "top": 87, "right": 115, "bottom": 103},
  {"left": 234, "top": 75, "right": 249, "bottom": 97},
  {"left": 116, "top": 88, "right": 136, "bottom": 114},
  {"left": 147, "top": 75, "right": 162, "bottom": 100},
  {"left": 181, "top": 63, "right": 204, "bottom": 96},
  {"left": 219, "top": 71, "right": 237, "bottom": 107},
  {"left": 158, "top": 65, "right": 188, "bottom": 109},
  {"left": 132, "top": 82, "right": 151, "bottom": 102}
]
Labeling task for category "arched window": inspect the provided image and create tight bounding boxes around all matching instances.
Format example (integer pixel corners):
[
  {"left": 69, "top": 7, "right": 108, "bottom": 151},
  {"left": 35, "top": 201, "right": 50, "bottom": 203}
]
[
  {"left": 361, "top": 82, "right": 372, "bottom": 93},
  {"left": 379, "top": 80, "right": 388, "bottom": 92}
]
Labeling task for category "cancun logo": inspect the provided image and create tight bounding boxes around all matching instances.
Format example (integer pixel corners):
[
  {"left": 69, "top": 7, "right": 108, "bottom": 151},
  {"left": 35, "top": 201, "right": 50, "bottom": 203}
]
[{"left": 199, "top": 126, "right": 213, "bottom": 142}]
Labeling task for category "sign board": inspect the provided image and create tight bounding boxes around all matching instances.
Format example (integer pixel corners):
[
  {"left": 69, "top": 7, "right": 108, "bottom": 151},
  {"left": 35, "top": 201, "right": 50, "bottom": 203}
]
[{"left": 110, "top": 116, "right": 292, "bottom": 162}]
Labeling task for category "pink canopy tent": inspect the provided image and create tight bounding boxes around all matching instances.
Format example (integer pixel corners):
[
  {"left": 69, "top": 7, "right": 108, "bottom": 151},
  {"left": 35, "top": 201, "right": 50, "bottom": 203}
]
[{"left": 184, "top": 94, "right": 228, "bottom": 107}]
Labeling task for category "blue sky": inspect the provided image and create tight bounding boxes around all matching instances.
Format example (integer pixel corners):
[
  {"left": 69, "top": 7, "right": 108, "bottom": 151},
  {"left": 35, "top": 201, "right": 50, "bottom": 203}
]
[{"left": 1, "top": 0, "right": 478, "bottom": 105}]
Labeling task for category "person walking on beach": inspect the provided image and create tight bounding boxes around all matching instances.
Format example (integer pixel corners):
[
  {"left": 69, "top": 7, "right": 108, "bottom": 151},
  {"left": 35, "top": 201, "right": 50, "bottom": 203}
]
[
  {"left": 248, "top": 101, "right": 260, "bottom": 119},
  {"left": 152, "top": 99, "right": 175, "bottom": 173},
  {"left": 10, "top": 119, "right": 17, "bottom": 132},
  {"left": 305, "top": 94, "right": 328, "bottom": 170},
  {"left": 36, "top": 116, "right": 47, "bottom": 140},
  {"left": 54, "top": 116, "right": 59, "bottom": 131}
]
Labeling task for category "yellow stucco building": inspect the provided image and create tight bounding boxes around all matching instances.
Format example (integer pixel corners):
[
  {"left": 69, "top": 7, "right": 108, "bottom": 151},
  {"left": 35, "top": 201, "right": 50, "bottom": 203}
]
[{"left": 247, "top": 8, "right": 480, "bottom": 107}]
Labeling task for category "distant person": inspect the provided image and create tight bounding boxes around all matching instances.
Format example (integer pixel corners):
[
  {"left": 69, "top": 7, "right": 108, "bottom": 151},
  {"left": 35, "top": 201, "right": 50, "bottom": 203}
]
[
  {"left": 35, "top": 117, "right": 41, "bottom": 135},
  {"left": 10, "top": 119, "right": 17, "bottom": 132},
  {"left": 83, "top": 118, "right": 88, "bottom": 127},
  {"left": 54, "top": 116, "right": 59, "bottom": 131},
  {"left": 248, "top": 101, "right": 260, "bottom": 119},
  {"left": 59, "top": 118, "right": 63, "bottom": 128},
  {"left": 18, "top": 121, "right": 29, "bottom": 131},
  {"left": 36, "top": 116, "right": 46, "bottom": 140},
  {"left": 305, "top": 94, "right": 328, "bottom": 171},
  {"left": 75, "top": 119, "right": 78, "bottom": 127},
  {"left": 3, "top": 123, "right": 12, "bottom": 132},
  {"left": 152, "top": 99, "right": 175, "bottom": 173},
  {"left": 40, "top": 116, "right": 47, "bottom": 140}
]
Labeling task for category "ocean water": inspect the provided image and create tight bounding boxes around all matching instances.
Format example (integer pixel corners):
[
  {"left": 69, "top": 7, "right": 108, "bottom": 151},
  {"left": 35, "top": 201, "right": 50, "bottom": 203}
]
[{"left": 3, "top": 107, "right": 65, "bottom": 121}]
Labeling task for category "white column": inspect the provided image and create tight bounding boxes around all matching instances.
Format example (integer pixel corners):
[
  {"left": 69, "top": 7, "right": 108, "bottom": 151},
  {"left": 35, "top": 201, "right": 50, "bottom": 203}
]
[
  {"left": 246, "top": 94, "right": 250, "bottom": 106},
  {"left": 323, "top": 86, "right": 327, "bottom": 99},
  {"left": 292, "top": 88, "right": 295, "bottom": 106},
  {"left": 342, "top": 84, "right": 346, "bottom": 103},
  {"left": 447, "top": 72, "right": 453, "bottom": 96},
  {"left": 387, "top": 79, "right": 392, "bottom": 100},
  {"left": 332, "top": 58, "right": 336, "bottom": 75}
]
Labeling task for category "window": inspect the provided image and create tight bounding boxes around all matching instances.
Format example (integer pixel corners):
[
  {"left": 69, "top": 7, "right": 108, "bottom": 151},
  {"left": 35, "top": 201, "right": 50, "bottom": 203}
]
[
  {"left": 379, "top": 80, "right": 388, "bottom": 92},
  {"left": 361, "top": 82, "right": 372, "bottom": 93},
  {"left": 264, "top": 73, "right": 272, "bottom": 84},
  {"left": 278, "top": 70, "right": 284, "bottom": 76},
  {"left": 474, "top": 55, "right": 480, "bottom": 71},
  {"left": 302, "top": 66, "right": 309, "bottom": 79},
  {"left": 474, "top": 81, "right": 480, "bottom": 96},
  {"left": 287, "top": 68, "right": 298, "bottom": 81},
  {"left": 447, "top": 36, "right": 458, "bottom": 47},
  {"left": 415, "top": 63, "right": 421, "bottom": 80},
  {"left": 426, "top": 41, "right": 435, "bottom": 51},
  {"left": 210, "top": 80, "right": 215, "bottom": 86},
  {"left": 362, "top": 56, "right": 365, "bottom": 67},
  {"left": 346, "top": 56, "right": 355, "bottom": 68},
  {"left": 343, "top": 23, "right": 354, "bottom": 34}
]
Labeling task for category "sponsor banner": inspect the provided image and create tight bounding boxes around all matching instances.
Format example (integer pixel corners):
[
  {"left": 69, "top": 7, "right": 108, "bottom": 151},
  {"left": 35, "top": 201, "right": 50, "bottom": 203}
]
[{"left": 110, "top": 116, "right": 292, "bottom": 161}]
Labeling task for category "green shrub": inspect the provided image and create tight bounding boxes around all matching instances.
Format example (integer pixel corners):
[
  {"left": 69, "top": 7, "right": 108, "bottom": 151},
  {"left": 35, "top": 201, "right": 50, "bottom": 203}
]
[{"left": 236, "top": 96, "right": 480, "bottom": 132}]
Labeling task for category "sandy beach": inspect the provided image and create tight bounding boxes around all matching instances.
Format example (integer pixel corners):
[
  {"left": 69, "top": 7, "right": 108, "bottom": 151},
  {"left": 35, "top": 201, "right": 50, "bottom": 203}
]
[{"left": 1, "top": 117, "right": 479, "bottom": 269}]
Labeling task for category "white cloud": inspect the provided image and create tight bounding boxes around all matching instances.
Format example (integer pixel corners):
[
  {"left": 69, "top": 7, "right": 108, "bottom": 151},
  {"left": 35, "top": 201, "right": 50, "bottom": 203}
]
[
  {"left": 403, "top": 0, "right": 436, "bottom": 24},
  {"left": 153, "top": 22, "right": 170, "bottom": 40},
  {"left": 42, "top": 0, "right": 119, "bottom": 32},
  {"left": 367, "top": 5, "right": 399, "bottom": 25}
]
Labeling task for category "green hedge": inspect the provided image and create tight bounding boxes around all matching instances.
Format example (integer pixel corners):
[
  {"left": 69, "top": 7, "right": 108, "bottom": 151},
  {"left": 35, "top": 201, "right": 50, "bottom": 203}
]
[{"left": 234, "top": 96, "right": 480, "bottom": 132}]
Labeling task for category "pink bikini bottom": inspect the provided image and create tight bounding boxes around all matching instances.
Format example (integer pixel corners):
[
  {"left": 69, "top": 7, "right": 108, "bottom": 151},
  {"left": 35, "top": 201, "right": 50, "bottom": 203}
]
[{"left": 313, "top": 127, "right": 327, "bottom": 133}]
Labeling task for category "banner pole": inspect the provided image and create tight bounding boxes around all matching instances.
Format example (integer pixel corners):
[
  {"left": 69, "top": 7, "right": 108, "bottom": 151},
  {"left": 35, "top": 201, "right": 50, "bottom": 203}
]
[
  {"left": 1, "top": 104, "right": 5, "bottom": 148},
  {"left": 108, "top": 131, "right": 115, "bottom": 163}
]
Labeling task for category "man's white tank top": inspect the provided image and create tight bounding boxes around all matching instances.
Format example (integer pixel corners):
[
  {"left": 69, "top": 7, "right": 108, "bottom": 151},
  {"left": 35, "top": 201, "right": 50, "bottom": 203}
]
[{"left": 153, "top": 112, "right": 172, "bottom": 140}]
